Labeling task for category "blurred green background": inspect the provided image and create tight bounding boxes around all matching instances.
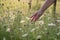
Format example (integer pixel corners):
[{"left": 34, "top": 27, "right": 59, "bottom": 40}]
[{"left": 0, "top": 0, "right": 60, "bottom": 40}]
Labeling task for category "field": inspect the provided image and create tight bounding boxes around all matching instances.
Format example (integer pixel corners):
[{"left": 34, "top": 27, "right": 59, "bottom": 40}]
[{"left": 0, "top": 0, "right": 60, "bottom": 40}]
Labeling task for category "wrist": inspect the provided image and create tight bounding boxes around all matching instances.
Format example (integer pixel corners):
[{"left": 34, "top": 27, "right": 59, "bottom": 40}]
[{"left": 38, "top": 10, "right": 44, "bottom": 15}]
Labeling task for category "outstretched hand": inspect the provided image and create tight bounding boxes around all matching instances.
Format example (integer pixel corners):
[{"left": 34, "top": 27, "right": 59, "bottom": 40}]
[
  {"left": 30, "top": 11, "right": 43, "bottom": 22},
  {"left": 30, "top": 0, "right": 54, "bottom": 22}
]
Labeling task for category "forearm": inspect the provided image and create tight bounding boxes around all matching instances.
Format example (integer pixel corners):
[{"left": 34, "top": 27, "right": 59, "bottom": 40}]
[{"left": 39, "top": 0, "right": 55, "bottom": 13}]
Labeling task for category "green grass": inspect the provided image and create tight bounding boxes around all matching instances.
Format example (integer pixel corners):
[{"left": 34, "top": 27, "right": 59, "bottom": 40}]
[{"left": 0, "top": 0, "right": 60, "bottom": 40}]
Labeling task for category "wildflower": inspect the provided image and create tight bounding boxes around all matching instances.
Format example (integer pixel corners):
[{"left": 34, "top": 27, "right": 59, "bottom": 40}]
[
  {"left": 44, "top": 28, "right": 47, "bottom": 30},
  {"left": 54, "top": 38, "right": 57, "bottom": 40},
  {"left": 30, "top": 28, "right": 36, "bottom": 32},
  {"left": 26, "top": 17, "right": 30, "bottom": 20},
  {"left": 6, "top": 28, "right": 11, "bottom": 32},
  {"left": 48, "top": 23, "right": 56, "bottom": 26},
  {"left": 20, "top": 20, "right": 25, "bottom": 23},
  {"left": 22, "top": 33, "right": 28, "bottom": 37},
  {"left": 56, "top": 20, "right": 60, "bottom": 23},
  {"left": 3, "top": 37, "right": 6, "bottom": 40},
  {"left": 56, "top": 32, "right": 60, "bottom": 35},
  {"left": 19, "top": 28, "right": 23, "bottom": 32},
  {"left": 48, "top": 17, "right": 51, "bottom": 20},
  {"left": 20, "top": 28, "right": 22, "bottom": 30},
  {"left": 36, "top": 35, "right": 42, "bottom": 39},
  {"left": 58, "top": 27, "right": 60, "bottom": 29}
]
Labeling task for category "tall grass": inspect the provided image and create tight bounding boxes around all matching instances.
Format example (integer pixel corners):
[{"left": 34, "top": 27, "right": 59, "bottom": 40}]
[{"left": 0, "top": 0, "right": 60, "bottom": 40}]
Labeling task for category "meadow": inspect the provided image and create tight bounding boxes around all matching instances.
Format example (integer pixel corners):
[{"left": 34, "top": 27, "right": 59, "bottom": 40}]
[{"left": 0, "top": 0, "right": 60, "bottom": 40}]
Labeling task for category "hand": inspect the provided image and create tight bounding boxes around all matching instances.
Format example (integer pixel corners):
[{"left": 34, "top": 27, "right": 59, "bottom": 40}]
[{"left": 30, "top": 11, "right": 43, "bottom": 22}]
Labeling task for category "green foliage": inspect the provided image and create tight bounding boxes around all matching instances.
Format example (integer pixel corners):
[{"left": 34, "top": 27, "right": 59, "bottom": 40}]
[{"left": 0, "top": 0, "right": 60, "bottom": 40}]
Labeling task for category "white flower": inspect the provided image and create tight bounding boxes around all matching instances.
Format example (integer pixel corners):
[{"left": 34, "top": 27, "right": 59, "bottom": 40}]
[
  {"left": 20, "top": 28, "right": 22, "bottom": 30},
  {"left": 56, "top": 32, "right": 60, "bottom": 35},
  {"left": 6, "top": 28, "right": 11, "bottom": 32},
  {"left": 3, "top": 37, "right": 6, "bottom": 40},
  {"left": 48, "top": 17, "right": 51, "bottom": 20},
  {"left": 19, "top": 28, "right": 24, "bottom": 32},
  {"left": 36, "top": 35, "right": 42, "bottom": 39},
  {"left": 30, "top": 28, "right": 36, "bottom": 32},
  {"left": 20, "top": 20, "right": 25, "bottom": 23},
  {"left": 54, "top": 38, "right": 57, "bottom": 40},
  {"left": 26, "top": 17, "right": 30, "bottom": 20},
  {"left": 44, "top": 28, "right": 47, "bottom": 30},
  {"left": 56, "top": 20, "right": 60, "bottom": 22},
  {"left": 22, "top": 33, "right": 28, "bottom": 37},
  {"left": 48, "top": 23, "right": 56, "bottom": 26},
  {"left": 58, "top": 27, "right": 60, "bottom": 29}
]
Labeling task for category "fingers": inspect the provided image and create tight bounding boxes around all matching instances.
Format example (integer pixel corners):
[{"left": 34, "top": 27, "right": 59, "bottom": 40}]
[
  {"left": 30, "top": 14, "right": 34, "bottom": 21},
  {"left": 34, "top": 16, "right": 39, "bottom": 21},
  {"left": 30, "top": 12, "right": 37, "bottom": 18},
  {"left": 30, "top": 14, "right": 39, "bottom": 22},
  {"left": 33, "top": 15, "right": 39, "bottom": 22},
  {"left": 30, "top": 11, "right": 43, "bottom": 22}
]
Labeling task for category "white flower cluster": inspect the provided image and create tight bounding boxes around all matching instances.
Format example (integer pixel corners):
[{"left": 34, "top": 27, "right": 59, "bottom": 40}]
[
  {"left": 30, "top": 28, "right": 36, "bottom": 32},
  {"left": 36, "top": 35, "right": 42, "bottom": 39},
  {"left": 9, "top": 11, "right": 15, "bottom": 20},
  {"left": 26, "top": 17, "right": 30, "bottom": 20},
  {"left": 19, "top": 28, "right": 23, "bottom": 32},
  {"left": 3, "top": 37, "right": 6, "bottom": 40},
  {"left": 54, "top": 38, "right": 57, "bottom": 40},
  {"left": 58, "top": 27, "right": 60, "bottom": 29},
  {"left": 48, "top": 23, "right": 56, "bottom": 26},
  {"left": 20, "top": 28, "right": 22, "bottom": 30},
  {"left": 20, "top": 20, "right": 25, "bottom": 23},
  {"left": 44, "top": 28, "right": 47, "bottom": 30},
  {"left": 56, "top": 32, "right": 60, "bottom": 35},
  {"left": 56, "top": 20, "right": 60, "bottom": 23},
  {"left": 6, "top": 28, "right": 11, "bottom": 32},
  {"left": 22, "top": 33, "right": 28, "bottom": 37}
]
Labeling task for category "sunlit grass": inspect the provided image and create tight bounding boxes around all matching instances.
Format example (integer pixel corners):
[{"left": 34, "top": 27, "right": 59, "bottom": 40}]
[{"left": 0, "top": 0, "right": 60, "bottom": 40}]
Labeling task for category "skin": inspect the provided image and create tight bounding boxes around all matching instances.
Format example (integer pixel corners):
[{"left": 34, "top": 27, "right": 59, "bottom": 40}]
[{"left": 30, "top": 0, "right": 55, "bottom": 22}]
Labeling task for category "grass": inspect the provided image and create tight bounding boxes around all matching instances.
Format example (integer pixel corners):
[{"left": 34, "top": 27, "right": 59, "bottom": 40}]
[{"left": 0, "top": 0, "right": 60, "bottom": 40}]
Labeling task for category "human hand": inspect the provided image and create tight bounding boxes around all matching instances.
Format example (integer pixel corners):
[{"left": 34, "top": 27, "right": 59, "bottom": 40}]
[{"left": 30, "top": 11, "right": 43, "bottom": 22}]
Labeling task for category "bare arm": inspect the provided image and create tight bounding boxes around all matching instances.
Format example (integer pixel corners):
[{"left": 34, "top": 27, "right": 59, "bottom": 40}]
[
  {"left": 38, "top": 0, "right": 55, "bottom": 13},
  {"left": 31, "top": 0, "right": 55, "bottom": 22}
]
